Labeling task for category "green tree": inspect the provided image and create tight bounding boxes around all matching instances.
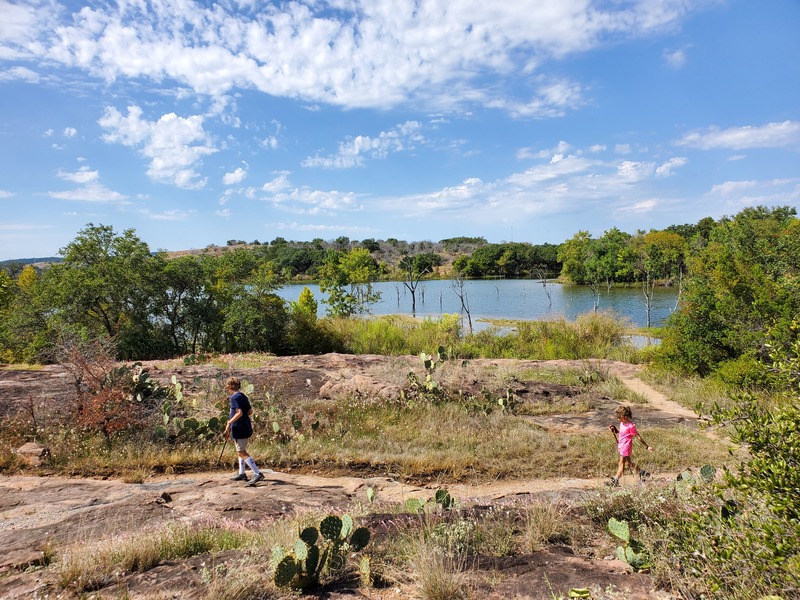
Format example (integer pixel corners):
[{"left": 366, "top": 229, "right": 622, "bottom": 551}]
[
  {"left": 318, "top": 248, "right": 381, "bottom": 317},
  {"left": 558, "top": 231, "right": 593, "bottom": 285},
  {"left": 45, "top": 224, "right": 164, "bottom": 359},
  {"left": 287, "top": 286, "right": 337, "bottom": 354},
  {"left": 223, "top": 262, "right": 288, "bottom": 353},
  {"left": 596, "top": 227, "right": 632, "bottom": 287},
  {"left": 155, "top": 256, "right": 208, "bottom": 355},
  {"left": 660, "top": 206, "right": 799, "bottom": 374},
  {"left": 0, "top": 266, "right": 54, "bottom": 362},
  {"left": 623, "top": 230, "right": 685, "bottom": 327}
]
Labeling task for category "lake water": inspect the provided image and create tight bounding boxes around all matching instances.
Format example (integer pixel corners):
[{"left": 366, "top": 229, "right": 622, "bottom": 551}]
[{"left": 276, "top": 279, "right": 679, "bottom": 329}]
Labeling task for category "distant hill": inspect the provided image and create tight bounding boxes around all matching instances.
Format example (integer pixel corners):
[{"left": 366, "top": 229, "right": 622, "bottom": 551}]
[{"left": 0, "top": 257, "right": 62, "bottom": 269}]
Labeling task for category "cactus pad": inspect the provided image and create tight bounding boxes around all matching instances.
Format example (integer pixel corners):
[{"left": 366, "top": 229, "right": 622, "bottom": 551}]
[
  {"left": 320, "top": 515, "right": 343, "bottom": 540},
  {"left": 350, "top": 527, "right": 371, "bottom": 551},
  {"left": 340, "top": 514, "right": 354, "bottom": 539},
  {"left": 306, "top": 544, "right": 320, "bottom": 577},
  {"left": 299, "top": 526, "right": 319, "bottom": 547},
  {"left": 293, "top": 538, "right": 309, "bottom": 561},
  {"left": 274, "top": 556, "right": 298, "bottom": 587},
  {"left": 700, "top": 464, "right": 716, "bottom": 483},
  {"left": 607, "top": 517, "right": 630, "bottom": 543}
]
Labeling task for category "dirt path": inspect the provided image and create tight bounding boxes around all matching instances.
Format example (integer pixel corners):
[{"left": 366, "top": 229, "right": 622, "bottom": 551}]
[{"left": 0, "top": 356, "right": 701, "bottom": 599}]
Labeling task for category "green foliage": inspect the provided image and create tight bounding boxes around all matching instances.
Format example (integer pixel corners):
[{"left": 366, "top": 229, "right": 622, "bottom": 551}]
[
  {"left": 607, "top": 518, "right": 651, "bottom": 571},
  {"left": 658, "top": 206, "right": 800, "bottom": 375},
  {"left": 271, "top": 514, "right": 370, "bottom": 590},
  {"left": 459, "top": 242, "right": 560, "bottom": 278},
  {"left": 318, "top": 248, "right": 382, "bottom": 317},
  {"left": 404, "top": 489, "right": 457, "bottom": 514},
  {"left": 712, "top": 353, "right": 773, "bottom": 388},
  {"left": 646, "top": 327, "right": 800, "bottom": 598}
]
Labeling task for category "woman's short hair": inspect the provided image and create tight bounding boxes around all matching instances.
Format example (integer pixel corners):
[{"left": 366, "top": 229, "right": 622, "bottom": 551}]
[{"left": 226, "top": 377, "right": 241, "bottom": 391}]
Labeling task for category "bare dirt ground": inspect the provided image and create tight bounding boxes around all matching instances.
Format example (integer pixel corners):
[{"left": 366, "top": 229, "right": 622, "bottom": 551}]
[{"left": 0, "top": 355, "right": 701, "bottom": 599}]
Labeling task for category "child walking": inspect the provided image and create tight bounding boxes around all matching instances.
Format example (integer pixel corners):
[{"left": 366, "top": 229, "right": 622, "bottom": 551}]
[
  {"left": 224, "top": 377, "right": 265, "bottom": 487},
  {"left": 608, "top": 405, "right": 653, "bottom": 487}
]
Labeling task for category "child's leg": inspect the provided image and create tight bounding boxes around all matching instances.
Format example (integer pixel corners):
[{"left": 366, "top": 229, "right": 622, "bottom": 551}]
[{"left": 615, "top": 455, "right": 625, "bottom": 480}]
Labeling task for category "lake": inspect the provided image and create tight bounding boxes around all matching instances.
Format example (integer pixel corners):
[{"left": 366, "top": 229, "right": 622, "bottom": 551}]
[{"left": 276, "top": 279, "right": 679, "bottom": 329}]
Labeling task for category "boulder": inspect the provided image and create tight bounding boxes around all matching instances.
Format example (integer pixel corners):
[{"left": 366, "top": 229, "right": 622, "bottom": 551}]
[
  {"left": 319, "top": 374, "right": 402, "bottom": 401},
  {"left": 15, "top": 442, "right": 50, "bottom": 467}
]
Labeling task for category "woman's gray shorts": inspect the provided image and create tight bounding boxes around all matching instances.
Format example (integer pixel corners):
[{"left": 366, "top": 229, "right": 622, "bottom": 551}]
[{"left": 233, "top": 437, "right": 249, "bottom": 453}]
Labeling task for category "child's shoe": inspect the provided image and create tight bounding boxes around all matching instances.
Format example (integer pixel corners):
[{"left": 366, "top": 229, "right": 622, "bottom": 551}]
[
  {"left": 639, "top": 470, "right": 650, "bottom": 482},
  {"left": 605, "top": 477, "right": 619, "bottom": 487}
]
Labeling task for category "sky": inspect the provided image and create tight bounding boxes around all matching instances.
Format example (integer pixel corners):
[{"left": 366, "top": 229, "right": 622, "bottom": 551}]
[{"left": 1, "top": 0, "right": 799, "bottom": 261}]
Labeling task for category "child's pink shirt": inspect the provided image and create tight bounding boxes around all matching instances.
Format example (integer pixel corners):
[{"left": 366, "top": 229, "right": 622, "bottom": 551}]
[{"left": 617, "top": 421, "right": 638, "bottom": 457}]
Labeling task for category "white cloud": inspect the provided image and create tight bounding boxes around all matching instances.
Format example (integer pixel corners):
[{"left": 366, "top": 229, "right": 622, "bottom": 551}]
[
  {"left": 261, "top": 136, "right": 279, "bottom": 149},
  {"left": 268, "top": 222, "right": 374, "bottom": 234},
  {"left": 655, "top": 157, "right": 688, "bottom": 177},
  {"left": 0, "top": 190, "right": 14, "bottom": 198},
  {"left": 63, "top": 127, "right": 77, "bottom": 137},
  {"left": 677, "top": 121, "right": 800, "bottom": 150},
  {"left": 617, "top": 160, "right": 655, "bottom": 182},
  {"left": 615, "top": 144, "right": 632, "bottom": 155},
  {"left": 141, "top": 209, "right": 191, "bottom": 221},
  {"left": 616, "top": 199, "right": 658, "bottom": 214},
  {"left": 261, "top": 171, "right": 292, "bottom": 194},
  {"left": 223, "top": 166, "right": 247, "bottom": 185},
  {"left": 710, "top": 180, "right": 758, "bottom": 195},
  {"left": 485, "top": 79, "right": 585, "bottom": 118},
  {"left": 303, "top": 121, "right": 424, "bottom": 169},
  {"left": 57, "top": 166, "right": 98, "bottom": 184},
  {"left": 99, "top": 105, "right": 217, "bottom": 189},
  {"left": 216, "top": 208, "right": 232, "bottom": 218},
  {"left": 4, "top": 0, "right": 710, "bottom": 113},
  {"left": 268, "top": 187, "right": 359, "bottom": 213},
  {"left": 0, "top": 65, "right": 40, "bottom": 82},
  {"left": 663, "top": 48, "right": 687, "bottom": 69},
  {"left": 48, "top": 182, "right": 128, "bottom": 202},
  {"left": 379, "top": 141, "right": 694, "bottom": 226}
]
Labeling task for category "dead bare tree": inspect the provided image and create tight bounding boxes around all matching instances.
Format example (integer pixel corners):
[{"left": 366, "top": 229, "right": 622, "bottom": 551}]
[
  {"left": 450, "top": 272, "right": 473, "bottom": 334},
  {"left": 535, "top": 268, "right": 553, "bottom": 307}
]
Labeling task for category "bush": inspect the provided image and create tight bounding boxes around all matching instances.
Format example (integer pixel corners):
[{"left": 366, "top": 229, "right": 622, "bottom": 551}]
[{"left": 712, "top": 354, "right": 773, "bottom": 389}]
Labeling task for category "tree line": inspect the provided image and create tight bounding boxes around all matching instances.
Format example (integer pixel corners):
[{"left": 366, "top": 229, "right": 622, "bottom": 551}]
[{"left": 1, "top": 206, "right": 798, "bottom": 378}]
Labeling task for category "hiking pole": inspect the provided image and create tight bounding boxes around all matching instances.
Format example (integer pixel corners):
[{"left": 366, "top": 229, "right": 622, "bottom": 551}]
[{"left": 216, "top": 434, "right": 228, "bottom": 467}]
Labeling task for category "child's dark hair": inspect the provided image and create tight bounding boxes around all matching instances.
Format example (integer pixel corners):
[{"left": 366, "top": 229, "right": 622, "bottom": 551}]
[{"left": 615, "top": 405, "right": 633, "bottom": 420}]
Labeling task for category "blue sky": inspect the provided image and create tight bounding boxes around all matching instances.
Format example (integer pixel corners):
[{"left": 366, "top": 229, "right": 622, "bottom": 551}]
[{"left": 1, "top": 0, "right": 798, "bottom": 261}]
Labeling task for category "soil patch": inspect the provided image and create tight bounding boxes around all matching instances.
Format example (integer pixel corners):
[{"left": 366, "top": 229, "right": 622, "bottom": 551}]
[{"left": 0, "top": 354, "right": 696, "bottom": 599}]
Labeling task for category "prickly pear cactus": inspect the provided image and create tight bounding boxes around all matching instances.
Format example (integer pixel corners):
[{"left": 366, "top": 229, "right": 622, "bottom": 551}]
[
  {"left": 273, "top": 514, "right": 371, "bottom": 590},
  {"left": 320, "top": 515, "right": 343, "bottom": 541},
  {"left": 270, "top": 544, "right": 286, "bottom": 569},
  {"left": 341, "top": 513, "right": 354, "bottom": 539},
  {"left": 274, "top": 555, "right": 299, "bottom": 587},
  {"left": 300, "top": 526, "right": 319, "bottom": 546},
  {"left": 700, "top": 464, "right": 716, "bottom": 483},
  {"left": 350, "top": 527, "right": 370, "bottom": 552},
  {"left": 434, "top": 488, "right": 454, "bottom": 510},
  {"left": 293, "top": 538, "right": 309, "bottom": 561},
  {"left": 607, "top": 518, "right": 630, "bottom": 543}
]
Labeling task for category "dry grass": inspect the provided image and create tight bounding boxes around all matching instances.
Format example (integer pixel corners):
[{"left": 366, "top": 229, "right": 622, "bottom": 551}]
[
  {"left": 57, "top": 521, "right": 262, "bottom": 592},
  {"left": 408, "top": 540, "right": 472, "bottom": 600},
  {"left": 519, "top": 500, "right": 573, "bottom": 553}
]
